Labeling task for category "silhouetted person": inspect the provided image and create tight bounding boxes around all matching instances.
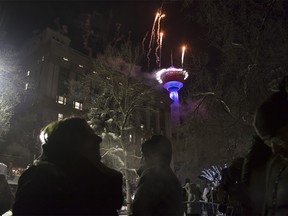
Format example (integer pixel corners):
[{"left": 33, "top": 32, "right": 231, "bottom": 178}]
[
  {"left": 252, "top": 77, "right": 288, "bottom": 215},
  {"left": 131, "top": 135, "right": 183, "bottom": 216},
  {"left": 191, "top": 183, "right": 201, "bottom": 202},
  {"left": 240, "top": 136, "right": 272, "bottom": 215},
  {"left": 0, "top": 166, "right": 14, "bottom": 215},
  {"left": 13, "top": 117, "right": 123, "bottom": 215},
  {"left": 217, "top": 157, "right": 245, "bottom": 215}
]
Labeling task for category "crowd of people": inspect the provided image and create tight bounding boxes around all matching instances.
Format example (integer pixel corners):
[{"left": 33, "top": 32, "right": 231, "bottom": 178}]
[
  {"left": 0, "top": 76, "right": 288, "bottom": 215},
  {"left": 182, "top": 76, "right": 288, "bottom": 216},
  {"left": 1, "top": 117, "right": 183, "bottom": 216}
]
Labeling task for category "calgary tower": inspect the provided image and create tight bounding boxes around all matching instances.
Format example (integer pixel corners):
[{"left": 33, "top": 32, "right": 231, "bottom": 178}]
[{"left": 156, "top": 66, "right": 188, "bottom": 126}]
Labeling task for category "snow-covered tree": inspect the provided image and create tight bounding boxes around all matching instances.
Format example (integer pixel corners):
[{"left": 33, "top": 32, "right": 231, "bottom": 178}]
[{"left": 68, "top": 40, "right": 159, "bottom": 213}]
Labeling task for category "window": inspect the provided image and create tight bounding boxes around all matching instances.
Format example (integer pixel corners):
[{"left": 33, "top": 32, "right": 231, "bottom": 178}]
[
  {"left": 27, "top": 71, "right": 30, "bottom": 76},
  {"left": 73, "top": 101, "right": 83, "bottom": 110},
  {"left": 25, "top": 83, "right": 29, "bottom": 90},
  {"left": 58, "top": 113, "right": 64, "bottom": 120},
  {"left": 56, "top": 96, "right": 66, "bottom": 105}
]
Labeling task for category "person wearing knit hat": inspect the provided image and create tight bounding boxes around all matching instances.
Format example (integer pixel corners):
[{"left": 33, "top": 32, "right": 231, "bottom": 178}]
[
  {"left": 131, "top": 135, "right": 183, "bottom": 216},
  {"left": 13, "top": 117, "right": 123, "bottom": 215}
]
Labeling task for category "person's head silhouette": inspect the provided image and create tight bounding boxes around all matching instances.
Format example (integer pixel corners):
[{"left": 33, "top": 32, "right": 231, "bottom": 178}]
[
  {"left": 39, "top": 117, "right": 102, "bottom": 163},
  {"left": 141, "top": 135, "right": 172, "bottom": 167}
]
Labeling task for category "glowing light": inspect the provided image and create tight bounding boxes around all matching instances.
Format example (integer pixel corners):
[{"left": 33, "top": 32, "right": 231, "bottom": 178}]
[
  {"left": 63, "top": 57, "right": 69, "bottom": 61},
  {"left": 156, "top": 66, "right": 189, "bottom": 84},
  {"left": 160, "top": 32, "right": 164, "bottom": 48},
  {"left": 163, "top": 81, "right": 183, "bottom": 102},
  {"left": 163, "top": 81, "right": 184, "bottom": 92},
  {"left": 181, "top": 46, "right": 186, "bottom": 66},
  {"left": 39, "top": 131, "right": 48, "bottom": 144},
  {"left": 169, "top": 89, "right": 179, "bottom": 102}
]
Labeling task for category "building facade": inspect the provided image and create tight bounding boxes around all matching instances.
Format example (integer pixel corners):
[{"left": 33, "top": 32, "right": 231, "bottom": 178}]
[{"left": 11, "top": 28, "right": 172, "bottom": 166}]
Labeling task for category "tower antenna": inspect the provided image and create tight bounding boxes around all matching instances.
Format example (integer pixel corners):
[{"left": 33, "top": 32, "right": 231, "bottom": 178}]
[{"left": 170, "top": 50, "right": 173, "bottom": 66}]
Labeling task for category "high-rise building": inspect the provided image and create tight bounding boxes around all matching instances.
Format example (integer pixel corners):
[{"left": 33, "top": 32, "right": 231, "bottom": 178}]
[{"left": 8, "top": 28, "right": 172, "bottom": 166}]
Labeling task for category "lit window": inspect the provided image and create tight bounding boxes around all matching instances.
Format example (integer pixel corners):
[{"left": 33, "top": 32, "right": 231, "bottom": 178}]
[
  {"left": 25, "top": 83, "right": 29, "bottom": 90},
  {"left": 129, "top": 134, "right": 132, "bottom": 142},
  {"left": 58, "top": 113, "right": 64, "bottom": 120},
  {"left": 27, "top": 71, "right": 30, "bottom": 76},
  {"left": 56, "top": 96, "right": 67, "bottom": 105},
  {"left": 42, "top": 56, "right": 45, "bottom": 61},
  {"left": 78, "top": 64, "right": 83, "bottom": 68},
  {"left": 73, "top": 101, "right": 83, "bottom": 110},
  {"left": 63, "top": 57, "right": 69, "bottom": 61}
]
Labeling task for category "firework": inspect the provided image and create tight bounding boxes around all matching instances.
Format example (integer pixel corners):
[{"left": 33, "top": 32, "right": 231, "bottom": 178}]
[
  {"left": 181, "top": 46, "right": 186, "bottom": 67},
  {"left": 155, "top": 13, "right": 165, "bottom": 67},
  {"left": 147, "top": 12, "right": 160, "bottom": 69}
]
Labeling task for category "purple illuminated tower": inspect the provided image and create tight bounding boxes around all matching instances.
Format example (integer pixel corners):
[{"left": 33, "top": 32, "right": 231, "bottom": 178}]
[{"left": 156, "top": 66, "right": 188, "bottom": 125}]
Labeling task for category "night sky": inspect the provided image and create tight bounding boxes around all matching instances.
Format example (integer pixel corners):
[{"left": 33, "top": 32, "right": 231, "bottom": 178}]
[{"left": 1, "top": 0, "right": 194, "bottom": 68}]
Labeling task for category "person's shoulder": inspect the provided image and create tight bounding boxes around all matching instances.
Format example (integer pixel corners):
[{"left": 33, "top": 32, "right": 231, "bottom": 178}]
[
  {"left": 140, "top": 166, "right": 166, "bottom": 182},
  {"left": 18, "top": 165, "right": 38, "bottom": 181},
  {"left": 97, "top": 162, "right": 123, "bottom": 179},
  {"left": 19, "top": 161, "right": 64, "bottom": 184},
  {"left": 16, "top": 165, "right": 41, "bottom": 190}
]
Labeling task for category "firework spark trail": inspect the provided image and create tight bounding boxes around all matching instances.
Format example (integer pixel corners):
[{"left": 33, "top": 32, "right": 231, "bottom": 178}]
[
  {"left": 159, "top": 32, "right": 164, "bottom": 67},
  {"left": 181, "top": 46, "right": 186, "bottom": 67},
  {"left": 155, "top": 13, "right": 165, "bottom": 68},
  {"left": 147, "top": 12, "right": 160, "bottom": 69},
  {"left": 142, "top": 31, "right": 149, "bottom": 55}
]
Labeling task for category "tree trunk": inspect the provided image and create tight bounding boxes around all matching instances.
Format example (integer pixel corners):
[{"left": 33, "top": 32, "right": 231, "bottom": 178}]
[
  {"left": 125, "top": 170, "right": 132, "bottom": 215},
  {"left": 124, "top": 149, "right": 132, "bottom": 215}
]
